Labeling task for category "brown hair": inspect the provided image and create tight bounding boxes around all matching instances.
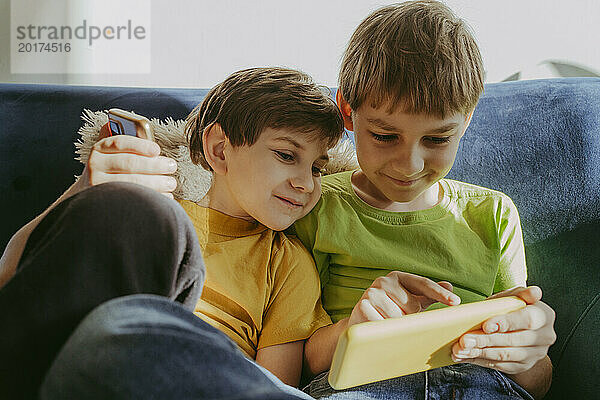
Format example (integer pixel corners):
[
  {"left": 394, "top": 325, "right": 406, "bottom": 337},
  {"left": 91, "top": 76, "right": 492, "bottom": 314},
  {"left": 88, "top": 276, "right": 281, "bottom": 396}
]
[
  {"left": 186, "top": 67, "right": 344, "bottom": 170},
  {"left": 339, "top": 0, "right": 484, "bottom": 117}
]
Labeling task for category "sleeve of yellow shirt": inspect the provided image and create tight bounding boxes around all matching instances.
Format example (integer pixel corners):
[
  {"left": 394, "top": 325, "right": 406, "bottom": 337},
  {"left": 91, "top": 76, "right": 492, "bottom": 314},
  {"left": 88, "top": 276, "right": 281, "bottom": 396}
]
[{"left": 257, "top": 235, "right": 332, "bottom": 350}]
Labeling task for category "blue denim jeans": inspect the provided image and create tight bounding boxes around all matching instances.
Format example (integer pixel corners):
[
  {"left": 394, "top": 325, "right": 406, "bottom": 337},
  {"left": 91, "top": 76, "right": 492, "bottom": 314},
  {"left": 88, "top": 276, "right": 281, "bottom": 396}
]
[
  {"left": 41, "top": 294, "right": 536, "bottom": 400},
  {"left": 40, "top": 294, "right": 313, "bottom": 400},
  {"left": 304, "top": 364, "right": 534, "bottom": 400},
  {"left": 0, "top": 182, "right": 205, "bottom": 399}
]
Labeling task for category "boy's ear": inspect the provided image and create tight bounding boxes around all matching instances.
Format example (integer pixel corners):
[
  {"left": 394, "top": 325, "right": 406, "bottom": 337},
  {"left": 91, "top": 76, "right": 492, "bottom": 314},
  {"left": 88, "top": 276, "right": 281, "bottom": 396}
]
[
  {"left": 336, "top": 90, "right": 354, "bottom": 131},
  {"left": 459, "top": 111, "right": 475, "bottom": 138},
  {"left": 202, "top": 123, "right": 228, "bottom": 175}
]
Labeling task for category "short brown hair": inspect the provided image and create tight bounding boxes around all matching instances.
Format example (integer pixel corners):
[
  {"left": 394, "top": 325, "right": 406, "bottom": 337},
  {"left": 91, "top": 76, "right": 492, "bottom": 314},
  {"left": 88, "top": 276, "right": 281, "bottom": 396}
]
[
  {"left": 339, "top": 0, "right": 484, "bottom": 117},
  {"left": 186, "top": 67, "right": 344, "bottom": 170}
]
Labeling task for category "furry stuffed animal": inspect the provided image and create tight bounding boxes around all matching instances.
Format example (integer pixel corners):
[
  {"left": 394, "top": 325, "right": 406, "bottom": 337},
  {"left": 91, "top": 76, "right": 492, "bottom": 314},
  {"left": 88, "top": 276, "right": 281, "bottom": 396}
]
[{"left": 75, "top": 110, "right": 358, "bottom": 202}]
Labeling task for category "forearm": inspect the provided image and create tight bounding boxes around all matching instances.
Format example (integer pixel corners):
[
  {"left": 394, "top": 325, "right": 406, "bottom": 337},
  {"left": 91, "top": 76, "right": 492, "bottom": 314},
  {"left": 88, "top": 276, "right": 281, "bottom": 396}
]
[
  {"left": 256, "top": 340, "right": 304, "bottom": 387},
  {"left": 304, "top": 318, "right": 349, "bottom": 377},
  {"left": 0, "top": 177, "right": 86, "bottom": 287},
  {"left": 508, "top": 356, "right": 552, "bottom": 399}
]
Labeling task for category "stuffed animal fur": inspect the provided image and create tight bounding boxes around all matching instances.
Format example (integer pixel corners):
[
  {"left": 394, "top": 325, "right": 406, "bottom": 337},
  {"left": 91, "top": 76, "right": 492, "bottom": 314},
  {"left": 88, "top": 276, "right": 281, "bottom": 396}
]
[{"left": 75, "top": 110, "right": 358, "bottom": 202}]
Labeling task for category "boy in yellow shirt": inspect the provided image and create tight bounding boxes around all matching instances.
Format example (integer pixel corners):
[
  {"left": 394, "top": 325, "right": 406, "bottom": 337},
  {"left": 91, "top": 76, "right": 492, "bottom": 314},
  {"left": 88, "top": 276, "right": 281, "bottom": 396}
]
[
  {"left": 1, "top": 67, "right": 342, "bottom": 399},
  {"left": 294, "top": 2, "right": 557, "bottom": 399},
  {"left": 177, "top": 67, "right": 340, "bottom": 381}
]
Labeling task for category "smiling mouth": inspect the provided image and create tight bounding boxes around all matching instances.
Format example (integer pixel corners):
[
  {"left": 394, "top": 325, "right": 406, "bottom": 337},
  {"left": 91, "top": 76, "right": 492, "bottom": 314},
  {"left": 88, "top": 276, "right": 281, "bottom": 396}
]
[
  {"left": 386, "top": 175, "right": 421, "bottom": 186},
  {"left": 274, "top": 195, "right": 303, "bottom": 208}
]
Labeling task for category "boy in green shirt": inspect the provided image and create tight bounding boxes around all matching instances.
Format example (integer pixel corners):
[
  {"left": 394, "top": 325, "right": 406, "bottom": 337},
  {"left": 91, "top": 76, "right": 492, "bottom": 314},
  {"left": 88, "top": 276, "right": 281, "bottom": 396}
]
[{"left": 294, "top": 1, "right": 556, "bottom": 399}]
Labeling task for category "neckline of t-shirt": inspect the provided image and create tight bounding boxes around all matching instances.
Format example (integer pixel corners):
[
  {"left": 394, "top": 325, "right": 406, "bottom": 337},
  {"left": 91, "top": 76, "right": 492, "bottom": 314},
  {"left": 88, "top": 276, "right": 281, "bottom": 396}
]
[
  {"left": 179, "top": 199, "right": 268, "bottom": 237},
  {"left": 340, "top": 170, "right": 453, "bottom": 224}
]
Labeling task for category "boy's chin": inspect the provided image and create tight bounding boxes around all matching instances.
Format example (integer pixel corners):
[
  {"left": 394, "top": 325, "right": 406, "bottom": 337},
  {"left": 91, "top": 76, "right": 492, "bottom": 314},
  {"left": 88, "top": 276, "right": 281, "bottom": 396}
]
[
  {"left": 264, "top": 222, "right": 293, "bottom": 232},
  {"left": 254, "top": 208, "right": 312, "bottom": 231},
  {"left": 257, "top": 216, "right": 295, "bottom": 232}
]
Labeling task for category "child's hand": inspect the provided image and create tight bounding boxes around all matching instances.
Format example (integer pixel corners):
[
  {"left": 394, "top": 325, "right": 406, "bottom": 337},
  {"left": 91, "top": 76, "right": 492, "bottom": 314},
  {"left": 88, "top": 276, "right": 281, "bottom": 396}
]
[
  {"left": 348, "top": 271, "right": 461, "bottom": 328},
  {"left": 451, "top": 286, "right": 557, "bottom": 375},
  {"left": 80, "top": 123, "right": 178, "bottom": 199}
]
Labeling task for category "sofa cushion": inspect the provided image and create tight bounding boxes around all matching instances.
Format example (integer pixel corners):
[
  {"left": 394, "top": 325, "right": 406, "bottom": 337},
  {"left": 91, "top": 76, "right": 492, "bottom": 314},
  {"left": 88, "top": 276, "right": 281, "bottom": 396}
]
[{"left": 547, "top": 293, "right": 599, "bottom": 399}]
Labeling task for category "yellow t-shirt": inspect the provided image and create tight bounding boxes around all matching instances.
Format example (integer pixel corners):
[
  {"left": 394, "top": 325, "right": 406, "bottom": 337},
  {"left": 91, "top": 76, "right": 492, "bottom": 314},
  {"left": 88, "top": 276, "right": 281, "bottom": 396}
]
[{"left": 178, "top": 200, "right": 332, "bottom": 359}]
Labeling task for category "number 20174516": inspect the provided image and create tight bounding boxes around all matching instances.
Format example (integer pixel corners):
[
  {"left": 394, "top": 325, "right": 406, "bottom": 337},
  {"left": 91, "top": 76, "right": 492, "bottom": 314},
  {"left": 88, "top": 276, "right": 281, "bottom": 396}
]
[{"left": 18, "top": 42, "right": 72, "bottom": 53}]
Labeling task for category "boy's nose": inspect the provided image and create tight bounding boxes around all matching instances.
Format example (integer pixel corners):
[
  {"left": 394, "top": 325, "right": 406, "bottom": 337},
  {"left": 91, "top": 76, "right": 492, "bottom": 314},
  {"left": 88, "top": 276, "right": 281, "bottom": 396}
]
[
  {"left": 290, "top": 171, "right": 315, "bottom": 193},
  {"left": 391, "top": 149, "right": 425, "bottom": 178}
]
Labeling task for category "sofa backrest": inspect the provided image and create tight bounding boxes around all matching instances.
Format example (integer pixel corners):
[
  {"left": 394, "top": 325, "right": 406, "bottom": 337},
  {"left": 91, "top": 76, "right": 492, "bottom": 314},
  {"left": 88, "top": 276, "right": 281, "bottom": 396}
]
[
  {"left": 0, "top": 84, "right": 208, "bottom": 252},
  {"left": 447, "top": 78, "right": 600, "bottom": 399}
]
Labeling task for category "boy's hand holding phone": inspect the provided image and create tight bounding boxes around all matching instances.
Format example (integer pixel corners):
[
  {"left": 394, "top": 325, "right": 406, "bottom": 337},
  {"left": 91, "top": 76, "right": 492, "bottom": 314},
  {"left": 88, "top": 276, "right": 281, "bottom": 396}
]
[
  {"left": 347, "top": 271, "right": 462, "bottom": 328},
  {"left": 452, "top": 286, "right": 556, "bottom": 375},
  {"left": 78, "top": 110, "right": 178, "bottom": 199}
]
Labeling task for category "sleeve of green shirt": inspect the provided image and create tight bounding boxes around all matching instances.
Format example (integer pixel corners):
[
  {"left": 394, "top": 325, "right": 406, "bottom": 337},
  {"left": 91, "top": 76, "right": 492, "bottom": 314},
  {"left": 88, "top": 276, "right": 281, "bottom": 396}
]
[{"left": 493, "top": 194, "right": 528, "bottom": 293}]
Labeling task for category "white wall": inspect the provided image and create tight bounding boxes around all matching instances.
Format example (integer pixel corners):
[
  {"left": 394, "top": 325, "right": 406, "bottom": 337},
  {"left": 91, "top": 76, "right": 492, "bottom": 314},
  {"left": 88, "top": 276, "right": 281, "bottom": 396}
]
[{"left": 1, "top": 0, "right": 598, "bottom": 87}]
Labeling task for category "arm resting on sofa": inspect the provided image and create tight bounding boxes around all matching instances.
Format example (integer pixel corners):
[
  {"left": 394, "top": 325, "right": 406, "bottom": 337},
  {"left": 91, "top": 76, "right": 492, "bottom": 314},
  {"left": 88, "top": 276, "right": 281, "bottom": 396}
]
[{"left": 0, "top": 178, "right": 87, "bottom": 288}]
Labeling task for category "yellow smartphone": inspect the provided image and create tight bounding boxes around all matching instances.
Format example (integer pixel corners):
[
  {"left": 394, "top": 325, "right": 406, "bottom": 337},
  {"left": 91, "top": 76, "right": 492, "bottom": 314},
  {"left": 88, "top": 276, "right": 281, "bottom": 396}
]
[
  {"left": 328, "top": 296, "right": 526, "bottom": 390},
  {"left": 107, "top": 108, "right": 154, "bottom": 141}
]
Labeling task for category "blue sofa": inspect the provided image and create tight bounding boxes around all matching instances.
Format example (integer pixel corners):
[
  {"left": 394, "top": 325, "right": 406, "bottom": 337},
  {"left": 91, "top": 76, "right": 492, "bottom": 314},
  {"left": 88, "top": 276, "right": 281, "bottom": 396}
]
[{"left": 1, "top": 78, "right": 598, "bottom": 399}]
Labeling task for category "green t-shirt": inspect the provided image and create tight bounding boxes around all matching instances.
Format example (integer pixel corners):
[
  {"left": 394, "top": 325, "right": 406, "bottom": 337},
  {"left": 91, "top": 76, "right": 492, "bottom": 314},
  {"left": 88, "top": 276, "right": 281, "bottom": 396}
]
[{"left": 293, "top": 171, "right": 527, "bottom": 323}]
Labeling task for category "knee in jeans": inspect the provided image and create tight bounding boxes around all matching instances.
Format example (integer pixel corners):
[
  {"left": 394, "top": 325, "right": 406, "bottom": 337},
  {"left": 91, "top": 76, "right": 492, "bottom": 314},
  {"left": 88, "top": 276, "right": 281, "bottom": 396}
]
[
  {"left": 68, "top": 182, "right": 193, "bottom": 238},
  {"left": 76, "top": 182, "right": 173, "bottom": 217},
  {"left": 51, "top": 182, "right": 204, "bottom": 306}
]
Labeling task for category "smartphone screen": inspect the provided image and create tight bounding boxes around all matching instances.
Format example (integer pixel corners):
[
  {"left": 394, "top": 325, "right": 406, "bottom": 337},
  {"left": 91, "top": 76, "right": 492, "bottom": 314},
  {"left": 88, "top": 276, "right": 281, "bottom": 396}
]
[
  {"left": 107, "top": 109, "right": 154, "bottom": 141},
  {"left": 108, "top": 115, "right": 138, "bottom": 137}
]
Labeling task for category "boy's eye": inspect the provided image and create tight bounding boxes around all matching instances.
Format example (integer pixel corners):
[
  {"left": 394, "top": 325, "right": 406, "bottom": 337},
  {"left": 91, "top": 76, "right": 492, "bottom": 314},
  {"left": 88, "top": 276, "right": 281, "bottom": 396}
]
[
  {"left": 371, "top": 132, "right": 397, "bottom": 142},
  {"left": 312, "top": 166, "right": 325, "bottom": 177},
  {"left": 424, "top": 136, "right": 451, "bottom": 144},
  {"left": 274, "top": 150, "right": 294, "bottom": 162}
]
